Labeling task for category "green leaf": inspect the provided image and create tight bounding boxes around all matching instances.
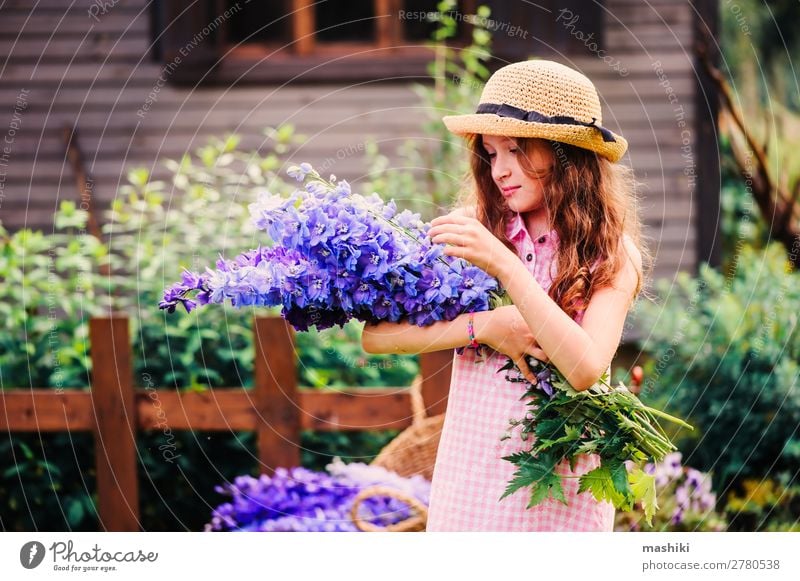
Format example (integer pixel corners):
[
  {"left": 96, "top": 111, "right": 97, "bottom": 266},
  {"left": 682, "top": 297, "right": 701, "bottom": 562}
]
[
  {"left": 575, "top": 440, "right": 599, "bottom": 455},
  {"left": 534, "top": 417, "right": 567, "bottom": 440},
  {"left": 3, "top": 463, "right": 24, "bottom": 479},
  {"left": 499, "top": 452, "right": 566, "bottom": 507},
  {"left": 629, "top": 468, "right": 658, "bottom": 526},
  {"left": 536, "top": 424, "right": 582, "bottom": 451},
  {"left": 577, "top": 465, "right": 629, "bottom": 509},
  {"left": 609, "top": 459, "right": 633, "bottom": 510},
  {"left": 127, "top": 167, "right": 150, "bottom": 187},
  {"left": 528, "top": 470, "right": 567, "bottom": 508}
]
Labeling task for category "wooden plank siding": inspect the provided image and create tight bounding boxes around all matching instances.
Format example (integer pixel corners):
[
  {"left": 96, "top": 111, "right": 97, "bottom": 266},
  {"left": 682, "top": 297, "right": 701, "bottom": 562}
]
[{"left": 0, "top": 0, "right": 702, "bottom": 285}]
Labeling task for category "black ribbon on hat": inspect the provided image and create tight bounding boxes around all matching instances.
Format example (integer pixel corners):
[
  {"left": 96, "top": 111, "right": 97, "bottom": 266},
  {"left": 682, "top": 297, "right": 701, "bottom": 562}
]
[{"left": 476, "top": 102, "right": 617, "bottom": 143}]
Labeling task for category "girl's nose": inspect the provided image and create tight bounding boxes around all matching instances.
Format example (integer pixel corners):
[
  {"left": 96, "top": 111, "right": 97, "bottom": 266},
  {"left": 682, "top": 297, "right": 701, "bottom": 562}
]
[{"left": 492, "top": 157, "right": 511, "bottom": 182}]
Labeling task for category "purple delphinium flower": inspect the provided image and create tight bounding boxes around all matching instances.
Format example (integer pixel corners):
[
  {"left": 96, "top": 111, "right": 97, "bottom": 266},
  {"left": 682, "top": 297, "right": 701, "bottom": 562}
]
[
  {"left": 286, "top": 162, "right": 313, "bottom": 182},
  {"left": 536, "top": 368, "right": 554, "bottom": 397},
  {"left": 161, "top": 164, "right": 502, "bottom": 332},
  {"left": 158, "top": 270, "right": 210, "bottom": 313}
]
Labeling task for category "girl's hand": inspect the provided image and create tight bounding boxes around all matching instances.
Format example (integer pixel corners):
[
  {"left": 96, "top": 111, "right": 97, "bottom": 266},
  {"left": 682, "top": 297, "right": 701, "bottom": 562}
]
[
  {"left": 476, "top": 306, "right": 549, "bottom": 382},
  {"left": 428, "top": 213, "right": 516, "bottom": 278}
]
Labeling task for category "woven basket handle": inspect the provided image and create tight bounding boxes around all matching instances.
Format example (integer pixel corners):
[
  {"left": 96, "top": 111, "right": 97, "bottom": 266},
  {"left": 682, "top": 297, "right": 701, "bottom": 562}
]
[
  {"left": 409, "top": 373, "right": 426, "bottom": 425},
  {"left": 350, "top": 485, "right": 428, "bottom": 532}
]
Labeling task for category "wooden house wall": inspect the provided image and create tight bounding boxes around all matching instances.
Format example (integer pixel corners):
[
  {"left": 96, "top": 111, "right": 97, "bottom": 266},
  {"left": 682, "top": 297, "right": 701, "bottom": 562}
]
[{"left": 1, "top": 0, "right": 698, "bottom": 284}]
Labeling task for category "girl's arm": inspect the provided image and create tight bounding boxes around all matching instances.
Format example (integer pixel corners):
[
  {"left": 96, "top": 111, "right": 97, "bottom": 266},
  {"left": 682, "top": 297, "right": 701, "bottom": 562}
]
[
  {"left": 362, "top": 316, "right": 473, "bottom": 355},
  {"left": 362, "top": 308, "right": 544, "bottom": 383},
  {"left": 495, "top": 236, "right": 642, "bottom": 390},
  {"left": 428, "top": 213, "right": 642, "bottom": 390}
]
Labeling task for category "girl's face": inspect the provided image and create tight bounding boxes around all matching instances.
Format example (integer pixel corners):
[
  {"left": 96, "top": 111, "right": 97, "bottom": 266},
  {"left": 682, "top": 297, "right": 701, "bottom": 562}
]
[{"left": 480, "top": 135, "right": 555, "bottom": 215}]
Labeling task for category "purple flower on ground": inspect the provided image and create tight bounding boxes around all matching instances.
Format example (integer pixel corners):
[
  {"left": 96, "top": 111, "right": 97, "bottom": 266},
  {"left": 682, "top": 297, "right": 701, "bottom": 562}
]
[{"left": 205, "top": 459, "right": 431, "bottom": 532}]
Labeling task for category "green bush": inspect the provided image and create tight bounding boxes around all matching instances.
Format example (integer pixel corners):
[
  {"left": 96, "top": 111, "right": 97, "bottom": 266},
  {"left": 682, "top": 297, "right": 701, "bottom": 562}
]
[
  {"left": 0, "top": 212, "right": 106, "bottom": 389},
  {"left": 0, "top": 435, "right": 98, "bottom": 531},
  {"left": 635, "top": 243, "right": 800, "bottom": 498},
  {"left": 723, "top": 477, "right": 800, "bottom": 531}
]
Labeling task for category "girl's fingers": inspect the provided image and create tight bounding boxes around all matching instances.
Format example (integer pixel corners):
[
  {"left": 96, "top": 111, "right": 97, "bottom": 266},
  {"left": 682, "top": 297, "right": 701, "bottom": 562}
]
[
  {"left": 430, "top": 233, "right": 464, "bottom": 246},
  {"left": 442, "top": 245, "right": 468, "bottom": 259},
  {"left": 530, "top": 346, "right": 549, "bottom": 363},
  {"left": 528, "top": 347, "right": 550, "bottom": 363},
  {"left": 429, "top": 224, "right": 472, "bottom": 240},
  {"left": 516, "top": 357, "right": 536, "bottom": 383},
  {"left": 431, "top": 214, "right": 470, "bottom": 227}
]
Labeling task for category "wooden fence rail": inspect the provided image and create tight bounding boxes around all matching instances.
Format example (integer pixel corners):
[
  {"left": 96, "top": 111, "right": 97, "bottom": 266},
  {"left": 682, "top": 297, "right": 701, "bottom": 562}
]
[{"left": 0, "top": 315, "right": 452, "bottom": 531}]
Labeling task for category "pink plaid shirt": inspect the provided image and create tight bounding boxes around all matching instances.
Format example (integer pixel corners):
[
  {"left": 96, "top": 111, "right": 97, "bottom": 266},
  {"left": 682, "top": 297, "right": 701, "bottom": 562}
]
[{"left": 426, "top": 212, "right": 615, "bottom": 531}]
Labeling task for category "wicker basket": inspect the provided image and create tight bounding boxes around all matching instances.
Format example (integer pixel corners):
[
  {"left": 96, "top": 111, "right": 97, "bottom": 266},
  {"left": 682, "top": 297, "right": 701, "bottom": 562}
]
[{"left": 350, "top": 375, "right": 444, "bottom": 532}]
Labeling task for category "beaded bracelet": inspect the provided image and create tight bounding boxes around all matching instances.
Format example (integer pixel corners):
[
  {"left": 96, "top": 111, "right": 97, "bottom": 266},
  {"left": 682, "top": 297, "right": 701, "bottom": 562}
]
[
  {"left": 466, "top": 313, "right": 480, "bottom": 349},
  {"left": 456, "top": 313, "right": 484, "bottom": 356}
]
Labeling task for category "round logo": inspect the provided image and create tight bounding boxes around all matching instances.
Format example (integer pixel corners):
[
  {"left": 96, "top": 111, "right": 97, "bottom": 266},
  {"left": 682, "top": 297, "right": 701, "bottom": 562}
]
[{"left": 20, "top": 541, "right": 46, "bottom": 569}]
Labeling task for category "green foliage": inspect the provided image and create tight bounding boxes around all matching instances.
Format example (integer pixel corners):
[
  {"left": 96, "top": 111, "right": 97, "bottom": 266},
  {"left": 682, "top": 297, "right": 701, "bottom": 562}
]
[
  {"left": 719, "top": 0, "right": 800, "bottom": 254},
  {"left": 498, "top": 358, "right": 689, "bottom": 524},
  {"left": 724, "top": 477, "right": 800, "bottom": 532},
  {"left": 721, "top": 0, "right": 800, "bottom": 112},
  {"left": 297, "top": 322, "right": 417, "bottom": 388},
  {"left": 500, "top": 451, "right": 566, "bottom": 508},
  {"left": 635, "top": 243, "right": 800, "bottom": 493},
  {"left": 300, "top": 430, "right": 400, "bottom": 473},
  {"left": 0, "top": 216, "right": 105, "bottom": 389},
  {"left": 0, "top": 435, "right": 98, "bottom": 531},
  {"left": 718, "top": 134, "right": 771, "bottom": 265},
  {"left": 362, "top": 0, "right": 493, "bottom": 220},
  {"left": 105, "top": 131, "right": 283, "bottom": 390}
]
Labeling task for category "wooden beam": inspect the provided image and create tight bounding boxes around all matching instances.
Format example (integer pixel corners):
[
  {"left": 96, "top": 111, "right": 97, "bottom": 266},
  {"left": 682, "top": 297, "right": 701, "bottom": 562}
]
[
  {"left": 0, "top": 390, "right": 93, "bottom": 432},
  {"left": 1, "top": 387, "right": 417, "bottom": 432},
  {"left": 292, "top": 0, "right": 315, "bottom": 56},
  {"left": 253, "top": 316, "right": 301, "bottom": 475},
  {"left": 62, "top": 125, "right": 104, "bottom": 245},
  {"left": 419, "top": 351, "right": 452, "bottom": 418},
  {"left": 89, "top": 316, "right": 140, "bottom": 532},
  {"left": 301, "top": 387, "right": 412, "bottom": 430},
  {"left": 692, "top": 0, "right": 721, "bottom": 268},
  {"left": 375, "top": 0, "right": 401, "bottom": 49}
]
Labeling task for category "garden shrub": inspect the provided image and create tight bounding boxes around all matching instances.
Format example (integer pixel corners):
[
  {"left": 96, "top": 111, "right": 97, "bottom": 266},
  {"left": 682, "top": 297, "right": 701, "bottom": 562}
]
[{"left": 636, "top": 243, "right": 800, "bottom": 502}]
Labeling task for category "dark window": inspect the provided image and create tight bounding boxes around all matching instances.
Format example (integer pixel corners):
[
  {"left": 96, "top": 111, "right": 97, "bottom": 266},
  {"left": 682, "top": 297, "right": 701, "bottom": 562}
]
[
  {"left": 315, "top": 2, "right": 376, "bottom": 43},
  {"left": 153, "top": 0, "right": 602, "bottom": 85},
  {"left": 226, "top": 1, "right": 290, "bottom": 45}
]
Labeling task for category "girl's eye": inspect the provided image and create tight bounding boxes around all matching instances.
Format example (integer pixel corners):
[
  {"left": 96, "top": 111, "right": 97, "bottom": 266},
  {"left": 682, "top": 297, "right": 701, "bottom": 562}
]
[{"left": 486, "top": 149, "right": 516, "bottom": 159}]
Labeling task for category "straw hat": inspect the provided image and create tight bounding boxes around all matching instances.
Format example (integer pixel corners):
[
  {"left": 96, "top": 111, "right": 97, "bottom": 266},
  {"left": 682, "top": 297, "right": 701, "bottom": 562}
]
[{"left": 442, "top": 60, "right": 627, "bottom": 162}]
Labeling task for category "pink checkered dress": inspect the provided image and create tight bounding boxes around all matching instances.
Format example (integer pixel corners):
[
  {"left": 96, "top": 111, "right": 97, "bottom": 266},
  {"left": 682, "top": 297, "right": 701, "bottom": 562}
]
[{"left": 425, "top": 213, "right": 615, "bottom": 531}]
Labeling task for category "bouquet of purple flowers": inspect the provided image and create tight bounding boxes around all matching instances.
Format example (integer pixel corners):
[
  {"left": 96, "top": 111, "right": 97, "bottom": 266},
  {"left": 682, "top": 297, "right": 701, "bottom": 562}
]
[{"left": 159, "top": 163, "right": 504, "bottom": 329}]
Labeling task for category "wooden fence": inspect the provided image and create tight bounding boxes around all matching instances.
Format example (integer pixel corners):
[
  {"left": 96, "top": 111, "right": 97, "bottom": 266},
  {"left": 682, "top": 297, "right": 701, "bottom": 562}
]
[{"left": 0, "top": 315, "right": 453, "bottom": 531}]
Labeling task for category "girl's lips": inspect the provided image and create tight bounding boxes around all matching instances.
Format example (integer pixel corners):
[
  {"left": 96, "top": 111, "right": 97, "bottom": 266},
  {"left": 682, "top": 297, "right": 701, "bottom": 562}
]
[{"left": 501, "top": 186, "right": 520, "bottom": 197}]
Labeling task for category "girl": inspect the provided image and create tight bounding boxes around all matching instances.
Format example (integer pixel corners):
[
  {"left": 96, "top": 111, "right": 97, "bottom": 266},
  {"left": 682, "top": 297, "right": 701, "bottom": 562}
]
[{"left": 362, "top": 60, "right": 646, "bottom": 531}]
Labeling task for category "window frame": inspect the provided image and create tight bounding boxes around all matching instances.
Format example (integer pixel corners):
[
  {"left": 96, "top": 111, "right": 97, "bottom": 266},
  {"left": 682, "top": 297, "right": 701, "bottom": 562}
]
[{"left": 213, "top": 0, "right": 476, "bottom": 84}]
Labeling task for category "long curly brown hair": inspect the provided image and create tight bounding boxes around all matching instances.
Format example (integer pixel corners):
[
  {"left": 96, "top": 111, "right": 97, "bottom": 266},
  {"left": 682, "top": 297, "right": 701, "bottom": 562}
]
[{"left": 455, "top": 134, "right": 648, "bottom": 320}]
